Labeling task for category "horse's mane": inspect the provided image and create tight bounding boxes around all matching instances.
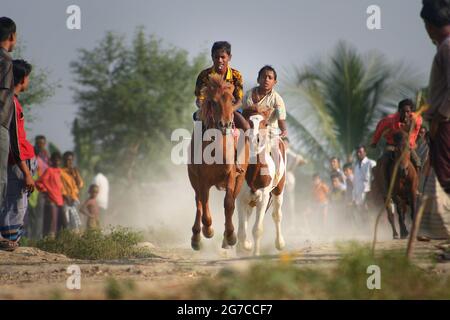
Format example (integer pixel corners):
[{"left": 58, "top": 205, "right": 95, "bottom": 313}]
[{"left": 199, "top": 74, "right": 234, "bottom": 123}]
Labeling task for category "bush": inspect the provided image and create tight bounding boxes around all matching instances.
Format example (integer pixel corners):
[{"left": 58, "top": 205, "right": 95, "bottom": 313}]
[{"left": 33, "top": 227, "right": 155, "bottom": 260}]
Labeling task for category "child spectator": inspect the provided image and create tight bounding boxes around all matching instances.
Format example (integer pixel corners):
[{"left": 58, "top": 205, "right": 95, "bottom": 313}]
[
  {"left": 79, "top": 184, "right": 100, "bottom": 230},
  {"left": 343, "top": 163, "right": 354, "bottom": 205},
  {"left": 312, "top": 173, "right": 330, "bottom": 232},
  {"left": 60, "top": 151, "right": 83, "bottom": 232},
  {"left": 329, "top": 156, "right": 346, "bottom": 187},
  {"left": 36, "top": 152, "right": 64, "bottom": 238}
]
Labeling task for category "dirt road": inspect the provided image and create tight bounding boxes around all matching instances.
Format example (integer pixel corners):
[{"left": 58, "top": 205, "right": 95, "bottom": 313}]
[{"left": 0, "top": 237, "right": 448, "bottom": 299}]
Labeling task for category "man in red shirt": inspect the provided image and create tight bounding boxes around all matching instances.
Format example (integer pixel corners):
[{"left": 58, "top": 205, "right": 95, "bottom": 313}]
[
  {"left": 370, "top": 99, "right": 423, "bottom": 192},
  {"left": 0, "top": 59, "right": 36, "bottom": 250}
]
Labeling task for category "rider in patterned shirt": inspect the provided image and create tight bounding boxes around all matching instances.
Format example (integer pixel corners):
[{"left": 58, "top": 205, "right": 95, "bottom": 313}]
[{"left": 193, "top": 41, "right": 249, "bottom": 131}]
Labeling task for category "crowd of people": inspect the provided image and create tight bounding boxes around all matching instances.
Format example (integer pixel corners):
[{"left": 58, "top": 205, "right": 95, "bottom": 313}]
[{"left": 0, "top": 17, "right": 109, "bottom": 251}]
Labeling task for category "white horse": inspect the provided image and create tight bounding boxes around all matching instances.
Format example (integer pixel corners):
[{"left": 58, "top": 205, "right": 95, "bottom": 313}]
[{"left": 237, "top": 107, "right": 287, "bottom": 256}]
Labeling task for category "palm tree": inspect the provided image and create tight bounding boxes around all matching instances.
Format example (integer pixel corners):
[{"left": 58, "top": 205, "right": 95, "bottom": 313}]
[{"left": 283, "top": 41, "right": 423, "bottom": 167}]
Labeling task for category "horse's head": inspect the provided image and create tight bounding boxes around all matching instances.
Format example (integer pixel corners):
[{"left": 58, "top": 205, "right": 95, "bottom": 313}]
[
  {"left": 242, "top": 105, "right": 272, "bottom": 130},
  {"left": 242, "top": 105, "right": 273, "bottom": 152},
  {"left": 393, "top": 129, "right": 411, "bottom": 178},
  {"left": 200, "top": 74, "right": 236, "bottom": 134}
]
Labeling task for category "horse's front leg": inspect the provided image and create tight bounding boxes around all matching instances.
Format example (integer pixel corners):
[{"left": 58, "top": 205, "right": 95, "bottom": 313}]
[
  {"left": 191, "top": 192, "right": 203, "bottom": 250},
  {"left": 222, "top": 177, "right": 237, "bottom": 249},
  {"left": 201, "top": 187, "right": 214, "bottom": 239},
  {"left": 396, "top": 199, "right": 409, "bottom": 239},
  {"left": 272, "top": 192, "right": 286, "bottom": 251},
  {"left": 253, "top": 192, "right": 270, "bottom": 256},
  {"left": 237, "top": 191, "right": 253, "bottom": 255},
  {"left": 385, "top": 198, "right": 398, "bottom": 239}
]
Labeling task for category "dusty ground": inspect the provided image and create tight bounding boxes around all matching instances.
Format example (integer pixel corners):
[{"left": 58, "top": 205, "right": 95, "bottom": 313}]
[{"left": 0, "top": 237, "right": 449, "bottom": 300}]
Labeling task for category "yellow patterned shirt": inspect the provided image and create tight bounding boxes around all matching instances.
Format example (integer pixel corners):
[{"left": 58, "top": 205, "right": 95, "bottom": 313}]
[{"left": 194, "top": 66, "right": 243, "bottom": 104}]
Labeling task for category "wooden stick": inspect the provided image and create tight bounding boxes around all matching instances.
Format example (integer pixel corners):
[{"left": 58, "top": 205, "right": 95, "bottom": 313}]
[{"left": 406, "top": 195, "right": 429, "bottom": 259}]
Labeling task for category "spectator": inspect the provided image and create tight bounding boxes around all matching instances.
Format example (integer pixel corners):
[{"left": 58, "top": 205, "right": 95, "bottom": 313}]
[
  {"left": 0, "top": 17, "right": 17, "bottom": 224},
  {"left": 0, "top": 59, "right": 36, "bottom": 250},
  {"left": 352, "top": 145, "right": 376, "bottom": 223},
  {"left": 36, "top": 152, "right": 65, "bottom": 238},
  {"left": 60, "top": 151, "right": 84, "bottom": 233},
  {"left": 92, "top": 163, "right": 109, "bottom": 225},
  {"left": 79, "top": 184, "right": 100, "bottom": 231}
]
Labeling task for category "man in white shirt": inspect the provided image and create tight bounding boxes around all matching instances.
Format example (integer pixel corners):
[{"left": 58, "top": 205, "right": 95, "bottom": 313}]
[
  {"left": 92, "top": 164, "right": 109, "bottom": 223},
  {"left": 352, "top": 145, "right": 376, "bottom": 218}
]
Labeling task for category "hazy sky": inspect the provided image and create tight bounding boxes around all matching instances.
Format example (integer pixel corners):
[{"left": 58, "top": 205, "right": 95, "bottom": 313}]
[{"left": 3, "top": 0, "right": 435, "bottom": 151}]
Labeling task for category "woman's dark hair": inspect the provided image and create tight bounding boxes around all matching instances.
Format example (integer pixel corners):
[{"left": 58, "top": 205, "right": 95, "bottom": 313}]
[
  {"left": 0, "top": 17, "right": 16, "bottom": 42},
  {"left": 63, "top": 151, "right": 74, "bottom": 161},
  {"left": 211, "top": 41, "right": 231, "bottom": 56},
  {"left": 398, "top": 98, "right": 415, "bottom": 111},
  {"left": 13, "top": 59, "right": 32, "bottom": 86},
  {"left": 50, "top": 151, "right": 62, "bottom": 162},
  {"left": 257, "top": 65, "right": 277, "bottom": 81},
  {"left": 421, "top": 0, "right": 450, "bottom": 27}
]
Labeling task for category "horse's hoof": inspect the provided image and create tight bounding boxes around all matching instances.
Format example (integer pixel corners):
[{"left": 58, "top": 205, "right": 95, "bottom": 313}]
[
  {"left": 253, "top": 250, "right": 261, "bottom": 257},
  {"left": 191, "top": 240, "right": 201, "bottom": 251},
  {"left": 236, "top": 241, "right": 252, "bottom": 255},
  {"left": 202, "top": 226, "right": 214, "bottom": 239},
  {"left": 275, "top": 238, "right": 286, "bottom": 251},
  {"left": 400, "top": 232, "right": 409, "bottom": 239},
  {"left": 226, "top": 232, "right": 237, "bottom": 246},
  {"left": 222, "top": 238, "right": 231, "bottom": 249},
  {"left": 393, "top": 234, "right": 399, "bottom": 240},
  {"left": 191, "top": 235, "right": 201, "bottom": 251}
]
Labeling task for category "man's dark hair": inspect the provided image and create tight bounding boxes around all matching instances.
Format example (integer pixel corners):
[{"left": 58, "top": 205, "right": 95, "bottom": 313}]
[
  {"left": 0, "top": 17, "right": 16, "bottom": 42},
  {"left": 63, "top": 151, "right": 74, "bottom": 160},
  {"left": 421, "top": 0, "right": 450, "bottom": 28},
  {"left": 398, "top": 98, "right": 415, "bottom": 112},
  {"left": 343, "top": 163, "right": 353, "bottom": 171},
  {"left": 50, "top": 151, "right": 62, "bottom": 162},
  {"left": 258, "top": 65, "right": 278, "bottom": 81},
  {"left": 13, "top": 59, "right": 32, "bottom": 86},
  {"left": 356, "top": 144, "right": 366, "bottom": 152},
  {"left": 312, "top": 173, "right": 320, "bottom": 180},
  {"left": 211, "top": 41, "right": 231, "bottom": 56},
  {"left": 35, "top": 135, "right": 46, "bottom": 142}
]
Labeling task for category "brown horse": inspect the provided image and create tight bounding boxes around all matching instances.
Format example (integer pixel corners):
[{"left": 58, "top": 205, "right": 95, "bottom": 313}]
[
  {"left": 371, "top": 129, "right": 419, "bottom": 239},
  {"left": 187, "top": 74, "right": 249, "bottom": 250}
]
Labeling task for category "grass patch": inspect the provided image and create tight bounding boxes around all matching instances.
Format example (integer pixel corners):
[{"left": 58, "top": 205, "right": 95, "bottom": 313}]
[
  {"left": 105, "top": 277, "right": 136, "bottom": 300},
  {"left": 31, "top": 227, "right": 155, "bottom": 260},
  {"left": 189, "top": 244, "right": 450, "bottom": 299}
]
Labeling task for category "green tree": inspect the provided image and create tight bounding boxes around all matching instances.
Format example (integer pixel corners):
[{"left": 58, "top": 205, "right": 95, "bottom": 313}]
[
  {"left": 284, "top": 41, "right": 422, "bottom": 167},
  {"left": 12, "top": 43, "right": 56, "bottom": 118},
  {"left": 71, "top": 28, "right": 206, "bottom": 184}
]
